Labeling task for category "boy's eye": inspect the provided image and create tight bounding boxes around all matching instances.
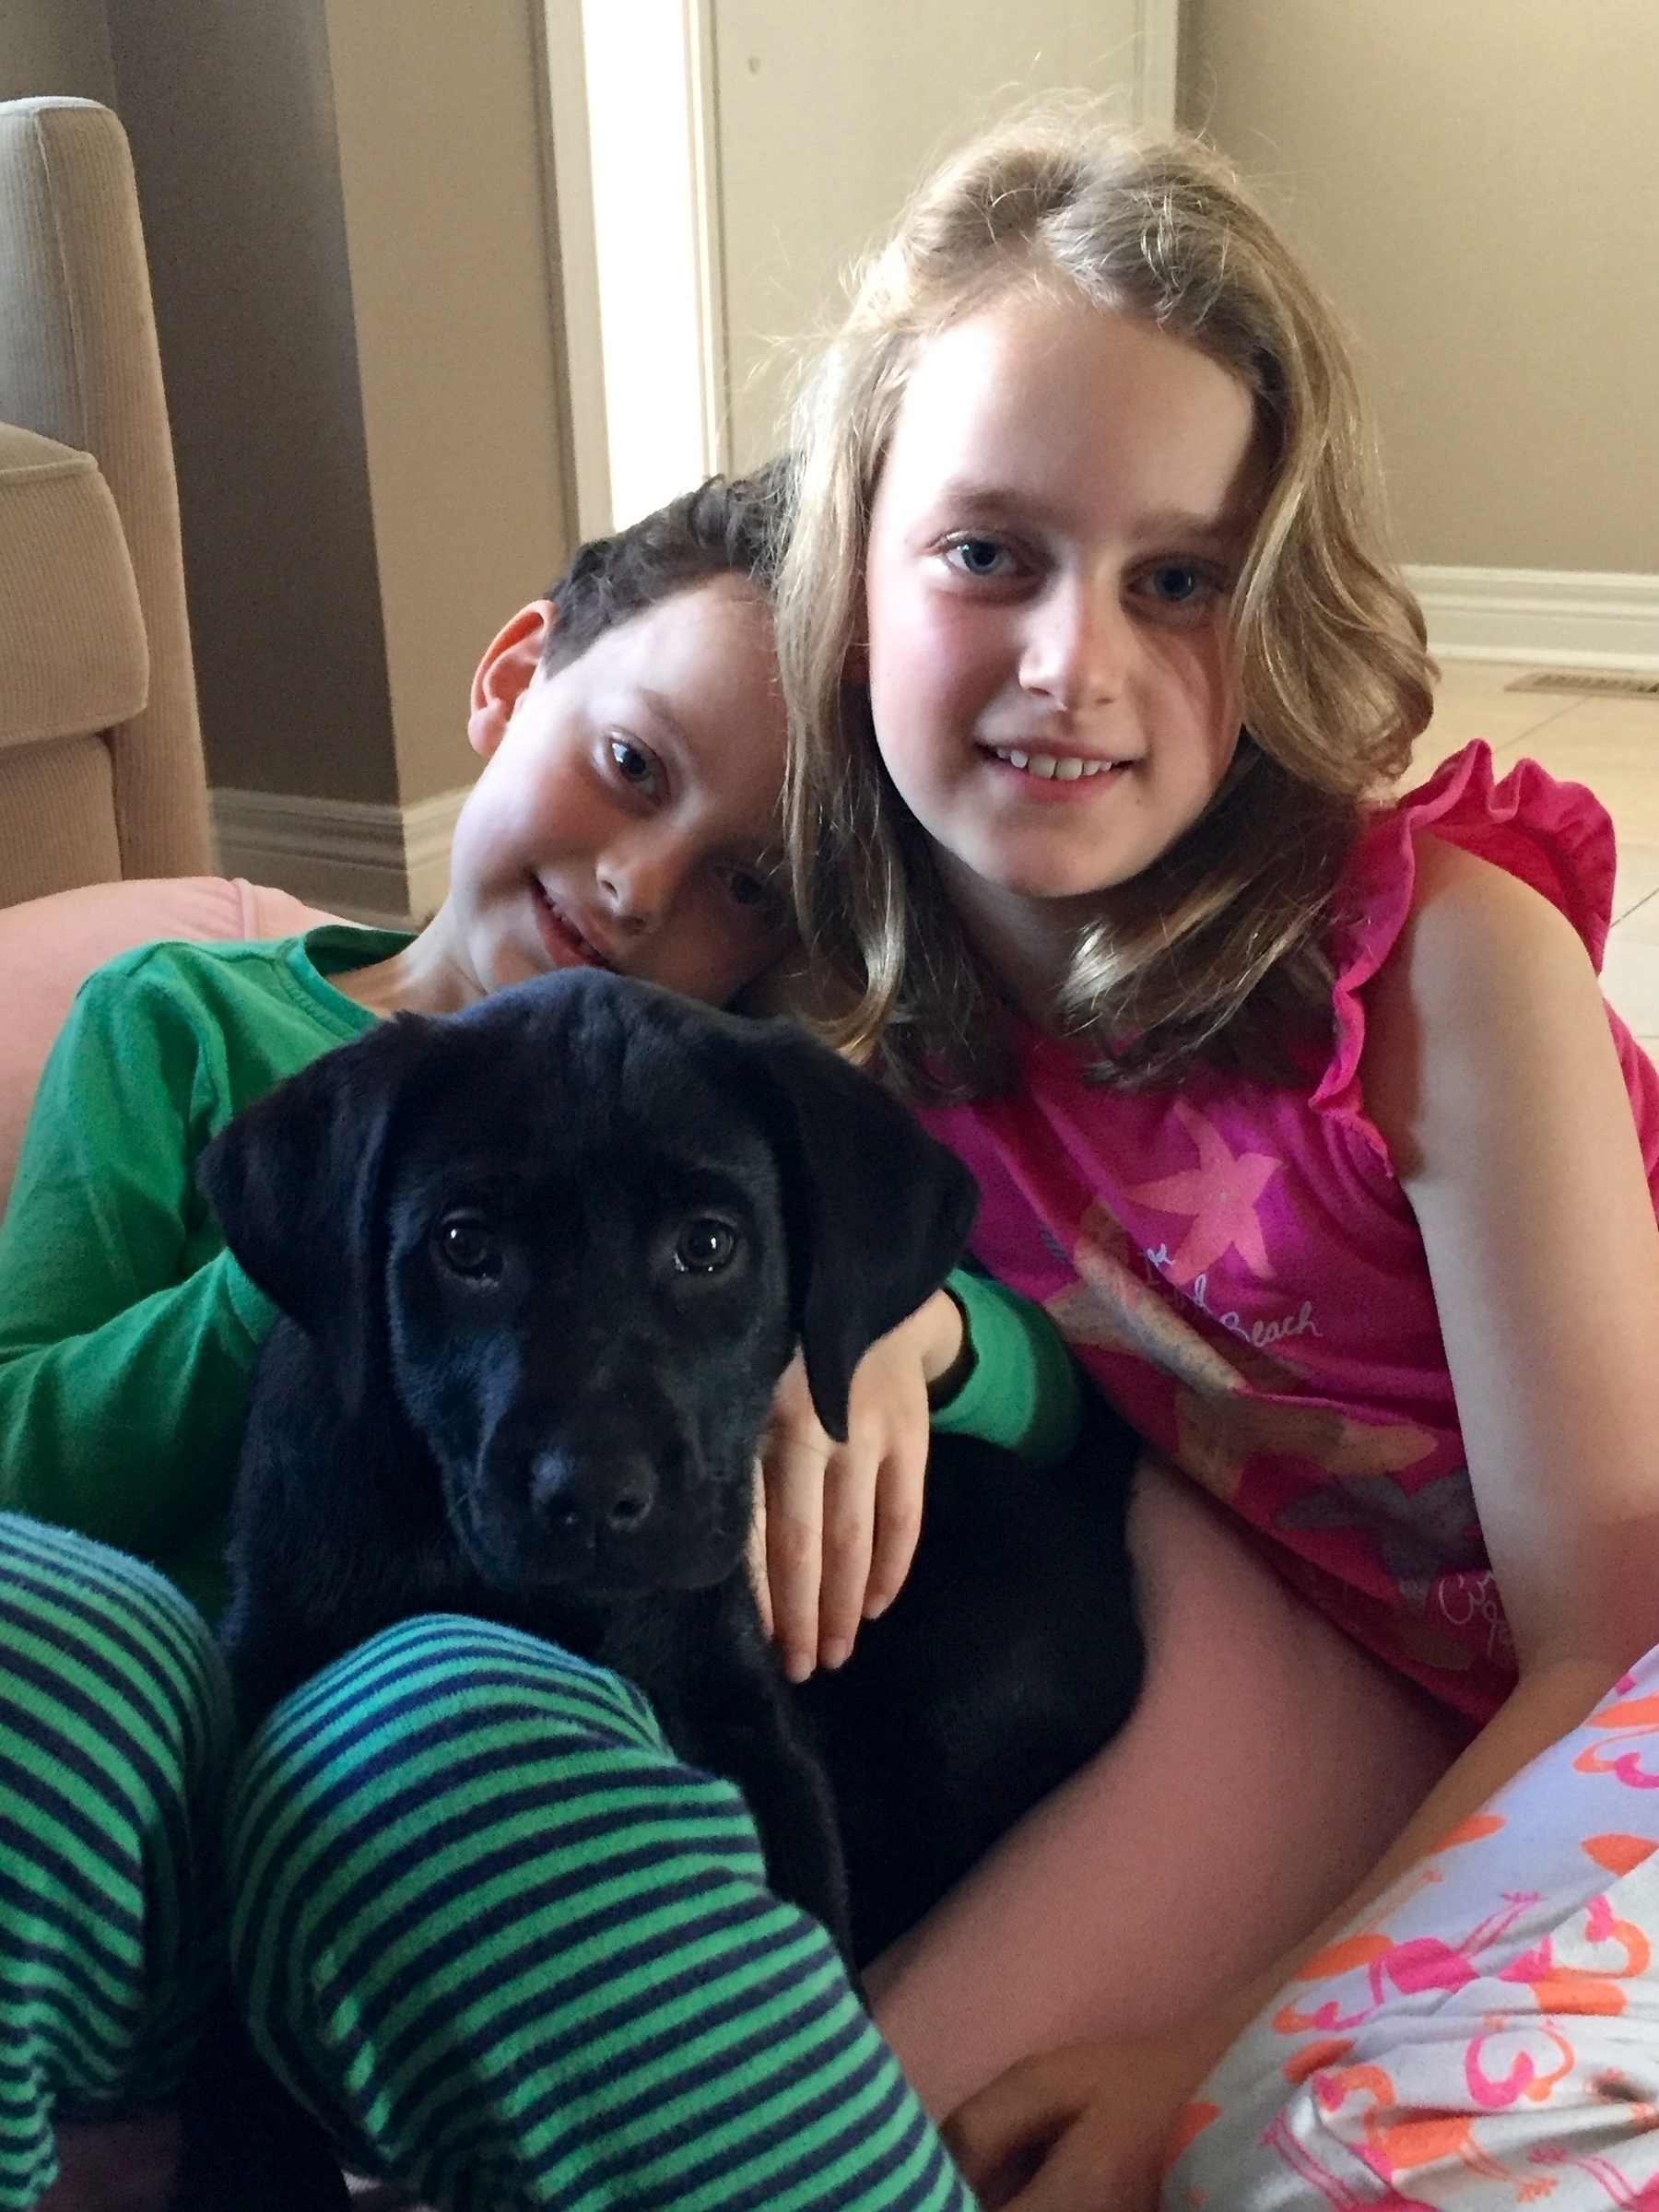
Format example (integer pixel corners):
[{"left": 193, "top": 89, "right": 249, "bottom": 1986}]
[
  {"left": 943, "top": 535, "right": 1017, "bottom": 581},
  {"left": 722, "top": 865, "right": 787, "bottom": 924},
  {"left": 608, "top": 735, "right": 661, "bottom": 793}
]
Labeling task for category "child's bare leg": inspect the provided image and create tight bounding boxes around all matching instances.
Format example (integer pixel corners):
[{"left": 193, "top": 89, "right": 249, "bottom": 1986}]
[
  {"left": 867, "top": 1453, "right": 1469, "bottom": 2117},
  {"left": 35, "top": 2118, "right": 181, "bottom": 2212}
]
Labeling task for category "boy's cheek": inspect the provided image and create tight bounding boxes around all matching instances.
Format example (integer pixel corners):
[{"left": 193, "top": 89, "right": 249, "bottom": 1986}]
[{"left": 658, "top": 924, "right": 796, "bottom": 1011}]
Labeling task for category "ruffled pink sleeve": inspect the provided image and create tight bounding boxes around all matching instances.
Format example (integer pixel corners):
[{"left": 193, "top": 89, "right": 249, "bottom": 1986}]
[{"left": 1312, "top": 739, "right": 1619, "bottom": 1135}]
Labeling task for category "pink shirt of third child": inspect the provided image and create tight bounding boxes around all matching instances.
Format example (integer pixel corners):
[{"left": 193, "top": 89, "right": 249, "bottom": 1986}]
[{"left": 920, "top": 742, "right": 1659, "bottom": 1725}]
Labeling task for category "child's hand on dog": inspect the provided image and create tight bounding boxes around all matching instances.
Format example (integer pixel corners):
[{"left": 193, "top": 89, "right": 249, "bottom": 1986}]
[{"left": 751, "top": 1288, "right": 967, "bottom": 1680}]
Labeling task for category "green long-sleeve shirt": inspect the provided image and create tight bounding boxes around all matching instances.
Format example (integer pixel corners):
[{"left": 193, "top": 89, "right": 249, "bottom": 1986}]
[
  {"left": 0, "top": 929, "right": 401, "bottom": 1610},
  {"left": 0, "top": 930, "right": 1078, "bottom": 1617}
]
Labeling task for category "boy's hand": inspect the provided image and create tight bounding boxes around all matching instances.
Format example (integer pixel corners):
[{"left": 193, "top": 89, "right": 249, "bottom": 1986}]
[{"left": 751, "top": 1288, "right": 965, "bottom": 1682}]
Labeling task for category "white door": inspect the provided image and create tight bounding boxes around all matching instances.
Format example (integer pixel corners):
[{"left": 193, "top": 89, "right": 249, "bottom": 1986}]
[{"left": 546, "top": 0, "right": 1176, "bottom": 530}]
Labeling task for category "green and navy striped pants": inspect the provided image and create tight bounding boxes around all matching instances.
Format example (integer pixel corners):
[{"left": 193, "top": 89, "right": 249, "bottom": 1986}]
[{"left": 0, "top": 1514, "right": 972, "bottom": 2211}]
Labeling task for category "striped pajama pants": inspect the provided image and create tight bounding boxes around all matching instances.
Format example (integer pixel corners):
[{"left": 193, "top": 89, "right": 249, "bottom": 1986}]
[{"left": 0, "top": 1514, "right": 971, "bottom": 2212}]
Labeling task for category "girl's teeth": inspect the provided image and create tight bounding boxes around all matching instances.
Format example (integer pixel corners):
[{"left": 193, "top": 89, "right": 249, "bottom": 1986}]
[{"left": 994, "top": 748, "right": 1110, "bottom": 780}]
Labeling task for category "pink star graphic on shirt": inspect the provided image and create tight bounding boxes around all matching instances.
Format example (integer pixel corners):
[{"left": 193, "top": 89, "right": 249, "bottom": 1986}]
[{"left": 1126, "top": 1098, "right": 1282, "bottom": 1287}]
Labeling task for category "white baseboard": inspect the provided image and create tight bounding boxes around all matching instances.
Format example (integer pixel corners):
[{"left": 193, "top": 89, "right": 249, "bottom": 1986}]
[
  {"left": 1406, "top": 565, "right": 1659, "bottom": 672},
  {"left": 210, "top": 784, "right": 471, "bottom": 929}
]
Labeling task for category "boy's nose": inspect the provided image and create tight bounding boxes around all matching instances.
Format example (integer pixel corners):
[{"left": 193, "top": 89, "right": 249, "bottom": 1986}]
[
  {"left": 595, "top": 842, "right": 688, "bottom": 931},
  {"left": 1020, "top": 577, "right": 1129, "bottom": 710}
]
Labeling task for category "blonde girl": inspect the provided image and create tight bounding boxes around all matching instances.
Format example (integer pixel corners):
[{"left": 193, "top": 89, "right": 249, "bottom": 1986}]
[{"left": 778, "top": 117, "right": 1659, "bottom": 2209}]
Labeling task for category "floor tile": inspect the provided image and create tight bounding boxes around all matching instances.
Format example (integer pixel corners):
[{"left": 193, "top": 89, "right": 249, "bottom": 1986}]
[
  {"left": 1503, "top": 696, "right": 1659, "bottom": 773},
  {"left": 1599, "top": 939, "right": 1659, "bottom": 1036},
  {"left": 1422, "top": 697, "right": 1578, "bottom": 757},
  {"left": 1404, "top": 721, "right": 1484, "bottom": 782},
  {"left": 1404, "top": 663, "right": 1586, "bottom": 782},
  {"left": 1430, "top": 659, "right": 1537, "bottom": 687},
  {"left": 1612, "top": 846, "right": 1659, "bottom": 923}
]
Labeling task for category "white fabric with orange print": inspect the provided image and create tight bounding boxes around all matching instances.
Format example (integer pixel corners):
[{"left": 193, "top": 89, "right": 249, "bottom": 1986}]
[
  {"left": 921, "top": 744, "right": 1659, "bottom": 1727},
  {"left": 1164, "top": 1648, "right": 1659, "bottom": 2208}
]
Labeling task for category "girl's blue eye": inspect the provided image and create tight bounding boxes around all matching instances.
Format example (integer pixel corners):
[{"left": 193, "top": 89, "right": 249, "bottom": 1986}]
[
  {"left": 1150, "top": 566, "right": 1203, "bottom": 601},
  {"left": 1144, "top": 563, "right": 1213, "bottom": 607},
  {"left": 946, "top": 536, "right": 1014, "bottom": 580},
  {"left": 609, "top": 736, "right": 658, "bottom": 791}
]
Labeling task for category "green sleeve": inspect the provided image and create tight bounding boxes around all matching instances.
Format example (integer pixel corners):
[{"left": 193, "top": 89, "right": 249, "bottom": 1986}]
[
  {"left": 0, "top": 962, "right": 276, "bottom": 1592},
  {"left": 928, "top": 1266, "right": 1082, "bottom": 1466}
]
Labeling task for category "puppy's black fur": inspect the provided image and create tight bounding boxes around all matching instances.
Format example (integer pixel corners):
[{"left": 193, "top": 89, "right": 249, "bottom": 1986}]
[
  {"left": 800, "top": 1394, "right": 1142, "bottom": 1966},
  {"left": 202, "top": 970, "right": 984, "bottom": 1942},
  {"left": 187, "top": 969, "right": 1143, "bottom": 2205}
]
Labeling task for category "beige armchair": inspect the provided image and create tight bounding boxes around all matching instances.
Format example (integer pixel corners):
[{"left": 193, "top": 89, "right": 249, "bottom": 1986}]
[{"left": 0, "top": 94, "right": 212, "bottom": 909}]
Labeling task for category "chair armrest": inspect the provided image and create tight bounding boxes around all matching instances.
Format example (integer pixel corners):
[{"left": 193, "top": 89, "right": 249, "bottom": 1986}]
[{"left": 0, "top": 421, "right": 147, "bottom": 754}]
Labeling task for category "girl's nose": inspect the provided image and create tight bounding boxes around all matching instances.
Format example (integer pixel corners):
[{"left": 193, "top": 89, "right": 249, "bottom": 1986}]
[{"left": 1020, "top": 577, "right": 1129, "bottom": 710}]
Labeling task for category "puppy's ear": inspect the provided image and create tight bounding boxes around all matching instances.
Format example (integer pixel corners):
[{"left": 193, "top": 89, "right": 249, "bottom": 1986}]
[
  {"left": 749, "top": 1024, "right": 978, "bottom": 1441},
  {"left": 197, "top": 1017, "right": 441, "bottom": 1418}
]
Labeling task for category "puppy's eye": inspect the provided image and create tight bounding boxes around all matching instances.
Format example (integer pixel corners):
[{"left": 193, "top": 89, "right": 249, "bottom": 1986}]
[
  {"left": 434, "top": 1211, "right": 502, "bottom": 1280},
  {"left": 673, "top": 1217, "right": 738, "bottom": 1275}
]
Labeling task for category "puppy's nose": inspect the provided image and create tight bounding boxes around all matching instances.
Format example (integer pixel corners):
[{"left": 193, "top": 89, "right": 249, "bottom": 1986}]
[{"left": 531, "top": 1451, "right": 658, "bottom": 1540}]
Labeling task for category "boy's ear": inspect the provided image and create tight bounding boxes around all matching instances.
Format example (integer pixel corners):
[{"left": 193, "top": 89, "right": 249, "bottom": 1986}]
[{"left": 468, "top": 600, "right": 556, "bottom": 759}]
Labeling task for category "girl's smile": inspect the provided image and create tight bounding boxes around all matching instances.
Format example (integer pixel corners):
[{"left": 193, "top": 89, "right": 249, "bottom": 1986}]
[{"left": 863, "top": 287, "right": 1263, "bottom": 999}]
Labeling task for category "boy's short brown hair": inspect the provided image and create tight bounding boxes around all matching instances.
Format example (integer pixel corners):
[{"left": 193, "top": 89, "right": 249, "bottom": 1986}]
[{"left": 541, "top": 464, "right": 788, "bottom": 675}]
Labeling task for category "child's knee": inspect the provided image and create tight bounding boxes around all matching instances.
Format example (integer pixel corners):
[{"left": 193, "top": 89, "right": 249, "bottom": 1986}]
[
  {"left": 0, "top": 1514, "right": 233, "bottom": 2125},
  {"left": 224, "top": 1615, "right": 881, "bottom": 2202},
  {"left": 224, "top": 1611, "right": 714, "bottom": 2001},
  {"left": 224, "top": 1614, "right": 787, "bottom": 2159},
  {"left": 0, "top": 1512, "right": 232, "bottom": 1830}
]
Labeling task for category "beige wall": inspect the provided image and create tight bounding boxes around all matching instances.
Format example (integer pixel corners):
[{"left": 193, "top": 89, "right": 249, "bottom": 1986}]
[
  {"left": 323, "top": 0, "right": 573, "bottom": 805},
  {"left": 1181, "top": 0, "right": 1659, "bottom": 575},
  {"left": 106, "top": 0, "right": 400, "bottom": 805},
  {"left": 712, "top": 0, "right": 1156, "bottom": 470},
  {"left": 0, "top": 0, "right": 115, "bottom": 105}
]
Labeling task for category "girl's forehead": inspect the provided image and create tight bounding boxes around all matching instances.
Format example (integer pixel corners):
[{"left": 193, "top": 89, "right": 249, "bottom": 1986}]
[{"left": 877, "top": 289, "right": 1260, "bottom": 526}]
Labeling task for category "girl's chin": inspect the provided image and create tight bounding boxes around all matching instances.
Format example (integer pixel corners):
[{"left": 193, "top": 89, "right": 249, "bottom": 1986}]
[{"left": 951, "top": 847, "right": 1144, "bottom": 907}]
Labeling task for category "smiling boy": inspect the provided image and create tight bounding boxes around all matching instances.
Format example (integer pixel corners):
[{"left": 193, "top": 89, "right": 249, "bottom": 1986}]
[
  {"left": 343, "top": 526, "right": 794, "bottom": 1019},
  {"left": 0, "top": 476, "right": 799, "bottom": 1615}
]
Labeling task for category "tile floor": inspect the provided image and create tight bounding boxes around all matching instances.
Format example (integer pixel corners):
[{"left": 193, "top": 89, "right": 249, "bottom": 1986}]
[{"left": 1405, "top": 660, "right": 1659, "bottom": 1056}]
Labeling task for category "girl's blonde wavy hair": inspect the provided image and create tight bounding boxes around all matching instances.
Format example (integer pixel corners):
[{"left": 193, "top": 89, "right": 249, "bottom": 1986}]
[{"left": 777, "top": 112, "right": 1435, "bottom": 1097}]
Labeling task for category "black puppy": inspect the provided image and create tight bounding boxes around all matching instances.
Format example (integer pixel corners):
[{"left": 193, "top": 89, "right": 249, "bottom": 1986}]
[
  {"left": 199, "top": 969, "right": 981, "bottom": 1947},
  {"left": 185, "top": 969, "right": 1144, "bottom": 2203},
  {"left": 800, "top": 1393, "right": 1143, "bottom": 1966}
]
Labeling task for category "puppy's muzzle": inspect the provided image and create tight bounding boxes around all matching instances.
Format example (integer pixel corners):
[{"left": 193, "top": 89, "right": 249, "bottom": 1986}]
[
  {"left": 459, "top": 1375, "right": 752, "bottom": 1593},
  {"left": 532, "top": 1447, "right": 658, "bottom": 1548}
]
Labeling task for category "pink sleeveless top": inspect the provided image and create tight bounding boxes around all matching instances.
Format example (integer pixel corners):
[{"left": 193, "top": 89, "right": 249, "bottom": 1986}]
[{"left": 921, "top": 743, "right": 1659, "bottom": 1724}]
